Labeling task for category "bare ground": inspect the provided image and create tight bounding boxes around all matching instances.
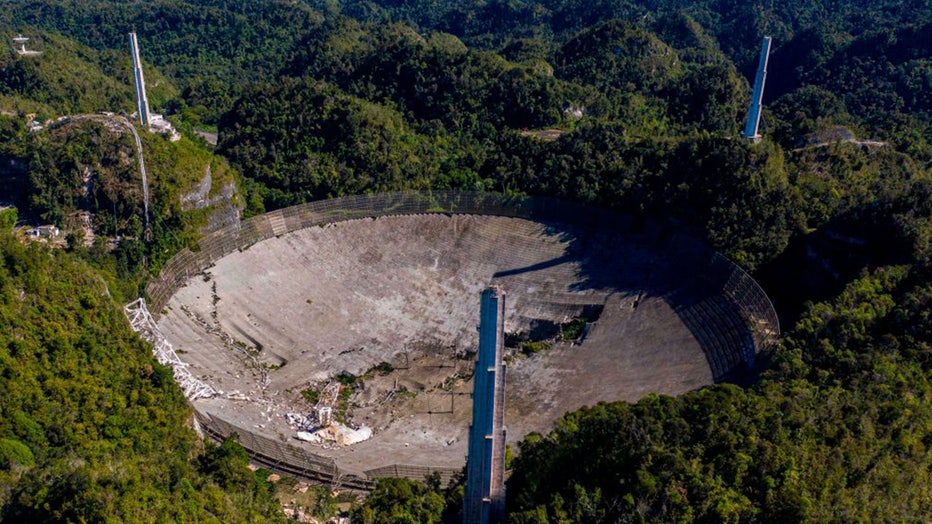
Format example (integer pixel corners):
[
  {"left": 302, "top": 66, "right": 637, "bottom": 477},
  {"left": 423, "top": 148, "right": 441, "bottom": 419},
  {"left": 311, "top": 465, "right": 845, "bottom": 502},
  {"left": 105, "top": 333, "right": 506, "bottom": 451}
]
[{"left": 159, "top": 214, "right": 715, "bottom": 476}]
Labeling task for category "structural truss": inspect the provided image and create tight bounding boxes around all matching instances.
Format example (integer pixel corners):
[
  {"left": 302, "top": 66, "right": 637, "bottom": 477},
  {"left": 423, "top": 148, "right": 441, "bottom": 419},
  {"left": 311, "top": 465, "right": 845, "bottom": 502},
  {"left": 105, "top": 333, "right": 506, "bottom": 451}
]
[
  {"left": 124, "top": 298, "right": 216, "bottom": 400},
  {"left": 464, "top": 286, "right": 507, "bottom": 524},
  {"left": 742, "top": 36, "right": 772, "bottom": 142},
  {"left": 128, "top": 32, "right": 151, "bottom": 128}
]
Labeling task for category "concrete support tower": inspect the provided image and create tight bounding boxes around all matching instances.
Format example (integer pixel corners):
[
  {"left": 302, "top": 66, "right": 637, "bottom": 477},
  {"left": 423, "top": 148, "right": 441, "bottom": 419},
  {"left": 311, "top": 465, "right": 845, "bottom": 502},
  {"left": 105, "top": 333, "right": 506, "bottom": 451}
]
[
  {"left": 464, "top": 286, "right": 507, "bottom": 524},
  {"left": 128, "top": 32, "right": 151, "bottom": 128},
  {"left": 742, "top": 36, "right": 772, "bottom": 142}
]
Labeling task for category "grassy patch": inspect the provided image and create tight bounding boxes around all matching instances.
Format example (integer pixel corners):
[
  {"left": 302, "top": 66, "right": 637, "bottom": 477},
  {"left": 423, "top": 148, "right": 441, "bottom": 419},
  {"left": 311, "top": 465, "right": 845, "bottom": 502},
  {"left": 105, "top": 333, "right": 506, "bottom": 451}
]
[
  {"left": 520, "top": 340, "right": 552, "bottom": 355},
  {"left": 301, "top": 388, "right": 320, "bottom": 404},
  {"left": 559, "top": 317, "right": 587, "bottom": 341},
  {"left": 335, "top": 385, "right": 354, "bottom": 424},
  {"left": 335, "top": 371, "right": 358, "bottom": 386},
  {"left": 361, "top": 361, "right": 394, "bottom": 379}
]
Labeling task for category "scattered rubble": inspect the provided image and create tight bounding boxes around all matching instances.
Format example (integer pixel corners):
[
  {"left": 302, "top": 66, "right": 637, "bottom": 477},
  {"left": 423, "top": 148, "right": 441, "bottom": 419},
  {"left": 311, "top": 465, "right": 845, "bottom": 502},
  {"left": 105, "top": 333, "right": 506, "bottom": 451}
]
[{"left": 295, "top": 423, "right": 373, "bottom": 446}]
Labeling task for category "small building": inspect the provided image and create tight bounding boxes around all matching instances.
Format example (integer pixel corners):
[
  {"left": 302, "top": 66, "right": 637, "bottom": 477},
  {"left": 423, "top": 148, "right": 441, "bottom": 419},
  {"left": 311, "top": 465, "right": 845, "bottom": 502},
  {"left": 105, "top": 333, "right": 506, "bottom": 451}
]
[{"left": 25, "top": 225, "right": 61, "bottom": 239}]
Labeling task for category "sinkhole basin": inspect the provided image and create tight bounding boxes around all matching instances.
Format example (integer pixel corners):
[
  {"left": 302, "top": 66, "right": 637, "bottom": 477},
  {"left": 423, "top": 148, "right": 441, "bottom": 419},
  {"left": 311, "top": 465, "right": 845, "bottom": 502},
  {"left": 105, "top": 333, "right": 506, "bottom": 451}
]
[{"left": 149, "top": 192, "right": 778, "bottom": 479}]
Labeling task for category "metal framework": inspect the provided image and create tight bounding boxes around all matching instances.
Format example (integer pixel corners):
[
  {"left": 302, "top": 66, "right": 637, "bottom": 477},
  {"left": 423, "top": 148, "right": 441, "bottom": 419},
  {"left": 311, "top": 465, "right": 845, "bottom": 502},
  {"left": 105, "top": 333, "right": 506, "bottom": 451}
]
[
  {"left": 135, "top": 191, "right": 781, "bottom": 489},
  {"left": 12, "top": 34, "right": 39, "bottom": 55},
  {"left": 195, "top": 410, "right": 460, "bottom": 488},
  {"left": 145, "top": 192, "right": 778, "bottom": 356},
  {"left": 124, "top": 298, "right": 216, "bottom": 400},
  {"left": 743, "top": 36, "right": 772, "bottom": 142},
  {"left": 314, "top": 381, "right": 341, "bottom": 427},
  {"left": 128, "top": 32, "right": 151, "bottom": 128},
  {"left": 464, "top": 287, "right": 507, "bottom": 524}
]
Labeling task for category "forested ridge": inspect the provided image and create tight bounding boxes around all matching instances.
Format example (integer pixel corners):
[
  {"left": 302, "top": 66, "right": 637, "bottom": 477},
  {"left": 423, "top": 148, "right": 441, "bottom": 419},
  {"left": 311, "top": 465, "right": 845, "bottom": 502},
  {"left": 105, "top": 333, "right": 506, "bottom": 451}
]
[
  {"left": 0, "top": 0, "right": 930, "bottom": 521},
  {"left": 0, "top": 216, "right": 284, "bottom": 521}
]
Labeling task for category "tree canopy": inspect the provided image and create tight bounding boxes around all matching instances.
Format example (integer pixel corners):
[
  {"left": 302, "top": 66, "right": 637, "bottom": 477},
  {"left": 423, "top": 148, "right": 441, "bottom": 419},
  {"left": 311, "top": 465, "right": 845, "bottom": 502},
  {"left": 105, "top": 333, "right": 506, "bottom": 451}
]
[{"left": 0, "top": 0, "right": 929, "bottom": 520}]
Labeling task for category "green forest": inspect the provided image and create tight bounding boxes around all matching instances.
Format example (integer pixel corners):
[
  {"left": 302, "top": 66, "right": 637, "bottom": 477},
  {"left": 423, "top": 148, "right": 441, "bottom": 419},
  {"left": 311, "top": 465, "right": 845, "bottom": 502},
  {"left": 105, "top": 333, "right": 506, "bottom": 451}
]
[{"left": 0, "top": 0, "right": 930, "bottom": 521}]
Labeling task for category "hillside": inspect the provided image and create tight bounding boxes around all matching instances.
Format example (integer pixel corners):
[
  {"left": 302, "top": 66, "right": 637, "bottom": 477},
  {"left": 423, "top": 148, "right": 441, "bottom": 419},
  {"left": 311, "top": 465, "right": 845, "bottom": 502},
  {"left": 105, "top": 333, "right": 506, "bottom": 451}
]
[
  {"left": 0, "top": 222, "right": 284, "bottom": 521},
  {"left": 0, "top": 0, "right": 929, "bottom": 521},
  {"left": 2, "top": 0, "right": 324, "bottom": 124},
  {"left": 0, "top": 29, "right": 177, "bottom": 118}
]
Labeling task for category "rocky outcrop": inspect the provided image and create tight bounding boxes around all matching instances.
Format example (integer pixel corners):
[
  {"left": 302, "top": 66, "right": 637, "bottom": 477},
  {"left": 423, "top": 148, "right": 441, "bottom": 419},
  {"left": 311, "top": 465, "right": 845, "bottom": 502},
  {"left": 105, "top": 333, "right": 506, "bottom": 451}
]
[{"left": 180, "top": 165, "right": 242, "bottom": 234}]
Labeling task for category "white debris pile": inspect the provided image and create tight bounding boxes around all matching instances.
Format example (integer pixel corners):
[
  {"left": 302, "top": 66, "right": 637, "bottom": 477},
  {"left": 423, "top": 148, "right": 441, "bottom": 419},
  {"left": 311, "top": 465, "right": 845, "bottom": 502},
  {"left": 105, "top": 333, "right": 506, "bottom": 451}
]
[
  {"left": 294, "top": 423, "right": 373, "bottom": 446},
  {"left": 123, "top": 298, "right": 216, "bottom": 400},
  {"left": 341, "top": 425, "right": 373, "bottom": 445},
  {"left": 286, "top": 412, "right": 316, "bottom": 430}
]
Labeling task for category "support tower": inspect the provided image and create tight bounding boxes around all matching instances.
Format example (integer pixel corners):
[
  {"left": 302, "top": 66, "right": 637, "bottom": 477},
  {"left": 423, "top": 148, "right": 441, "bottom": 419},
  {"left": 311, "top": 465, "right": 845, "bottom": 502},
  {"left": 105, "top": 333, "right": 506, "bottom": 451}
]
[
  {"left": 12, "top": 34, "right": 40, "bottom": 56},
  {"left": 742, "top": 36, "right": 772, "bottom": 142},
  {"left": 128, "top": 32, "right": 151, "bottom": 128},
  {"left": 463, "top": 286, "right": 507, "bottom": 524}
]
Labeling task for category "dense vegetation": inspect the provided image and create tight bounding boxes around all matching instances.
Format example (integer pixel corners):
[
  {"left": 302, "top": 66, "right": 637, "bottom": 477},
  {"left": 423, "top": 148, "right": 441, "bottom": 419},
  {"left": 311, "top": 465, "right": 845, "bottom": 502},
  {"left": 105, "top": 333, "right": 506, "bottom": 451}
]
[
  {"left": 507, "top": 267, "right": 932, "bottom": 521},
  {"left": 0, "top": 226, "right": 283, "bottom": 521},
  {"left": 0, "top": 0, "right": 930, "bottom": 521},
  {"left": 1, "top": 2, "right": 322, "bottom": 123}
]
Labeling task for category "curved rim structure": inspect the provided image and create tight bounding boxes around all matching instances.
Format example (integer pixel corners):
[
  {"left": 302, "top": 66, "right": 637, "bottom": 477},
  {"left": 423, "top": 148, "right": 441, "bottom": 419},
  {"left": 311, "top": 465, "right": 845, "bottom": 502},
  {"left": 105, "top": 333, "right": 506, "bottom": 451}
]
[{"left": 144, "top": 191, "right": 779, "bottom": 486}]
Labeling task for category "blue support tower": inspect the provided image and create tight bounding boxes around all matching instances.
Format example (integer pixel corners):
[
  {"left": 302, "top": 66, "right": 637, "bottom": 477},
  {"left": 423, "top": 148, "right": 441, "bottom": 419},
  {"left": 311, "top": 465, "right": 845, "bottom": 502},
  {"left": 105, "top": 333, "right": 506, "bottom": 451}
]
[
  {"left": 463, "top": 286, "right": 507, "bottom": 524},
  {"left": 128, "top": 32, "right": 151, "bottom": 128},
  {"left": 743, "top": 36, "right": 772, "bottom": 142}
]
